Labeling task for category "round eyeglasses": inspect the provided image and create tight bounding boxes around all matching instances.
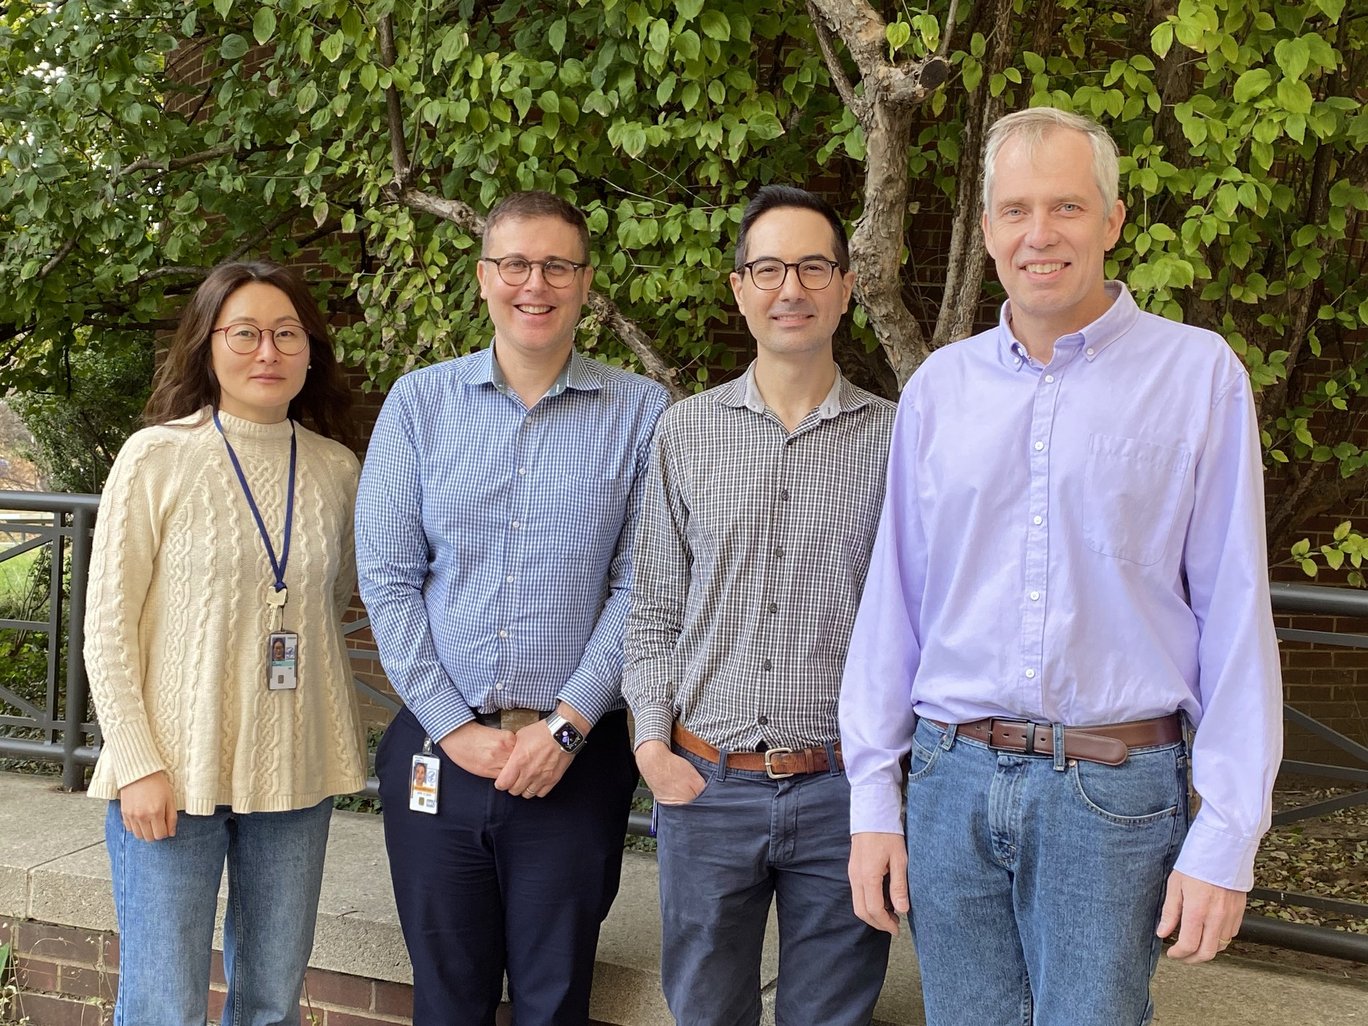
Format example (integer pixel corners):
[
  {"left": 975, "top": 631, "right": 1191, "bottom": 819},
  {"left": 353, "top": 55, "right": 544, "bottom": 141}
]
[
  {"left": 213, "top": 323, "right": 310, "bottom": 356},
  {"left": 480, "top": 256, "right": 589, "bottom": 288},
  {"left": 740, "top": 258, "right": 843, "bottom": 291}
]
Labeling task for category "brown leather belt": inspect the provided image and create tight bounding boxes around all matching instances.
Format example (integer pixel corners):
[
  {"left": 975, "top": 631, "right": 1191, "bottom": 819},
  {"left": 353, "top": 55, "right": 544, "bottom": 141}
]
[
  {"left": 929, "top": 714, "right": 1182, "bottom": 766},
  {"left": 672, "top": 723, "right": 842, "bottom": 780},
  {"left": 475, "top": 708, "right": 550, "bottom": 731}
]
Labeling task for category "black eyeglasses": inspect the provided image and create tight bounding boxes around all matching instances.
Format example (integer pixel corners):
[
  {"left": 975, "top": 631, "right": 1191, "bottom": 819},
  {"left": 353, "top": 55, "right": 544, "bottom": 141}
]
[
  {"left": 213, "top": 323, "right": 310, "bottom": 355},
  {"left": 739, "top": 258, "right": 843, "bottom": 291},
  {"left": 480, "top": 256, "right": 589, "bottom": 288}
]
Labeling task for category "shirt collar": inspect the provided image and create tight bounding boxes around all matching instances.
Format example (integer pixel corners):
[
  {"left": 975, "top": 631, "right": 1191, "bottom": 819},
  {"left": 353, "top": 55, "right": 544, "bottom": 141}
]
[
  {"left": 716, "top": 361, "right": 870, "bottom": 421},
  {"left": 464, "top": 344, "right": 603, "bottom": 397},
  {"left": 999, "top": 281, "right": 1139, "bottom": 370}
]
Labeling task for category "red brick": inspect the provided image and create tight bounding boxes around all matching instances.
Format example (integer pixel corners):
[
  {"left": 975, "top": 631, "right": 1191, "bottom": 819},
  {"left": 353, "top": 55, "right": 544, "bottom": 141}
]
[
  {"left": 208, "top": 984, "right": 226, "bottom": 1021},
  {"left": 211, "top": 948, "right": 226, "bottom": 985},
  {"left": 102, "top": 933, "right": 119, "bottom": 970},
  {"left": 372, "top": 980, "right": 413, "bottom": 1016},
  {"left": 303, "top": 967, "right": 373, "bottom": 1007},
  {"left": 10, "top": 991, "right": 111, "bottom": 1026},
  {"left": 16, "top": 921, "right": 101, "bottom": 965},
  {"left": 61, "top": 964, "right": 118, "bottom": 1001},
  {"left": 1282, "top": 648, "right": 1334, "bottom": 667},
  {"left": 15, "top": 955, "right": 61, "bottom": 992}
]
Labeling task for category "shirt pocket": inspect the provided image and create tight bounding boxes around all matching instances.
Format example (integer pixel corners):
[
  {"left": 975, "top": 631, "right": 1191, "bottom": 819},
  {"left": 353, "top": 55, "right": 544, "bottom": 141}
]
[{"left": 1083, "top": 433, "right": 1191, "bottom": 566}]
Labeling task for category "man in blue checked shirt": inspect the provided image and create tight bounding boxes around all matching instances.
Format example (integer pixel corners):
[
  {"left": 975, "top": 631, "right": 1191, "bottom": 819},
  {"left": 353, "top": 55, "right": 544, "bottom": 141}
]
[
  {"left": 841, "top": 108, "right": 1283, "bottom": 1026},
  {"left": 356, "top": 190, "right": 668, "bottom": 1026}
]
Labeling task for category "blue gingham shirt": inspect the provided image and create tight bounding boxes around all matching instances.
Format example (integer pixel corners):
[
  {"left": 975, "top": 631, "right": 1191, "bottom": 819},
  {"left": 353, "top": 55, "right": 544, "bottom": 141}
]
[{"left": 356, "top": 346, "right": 669, "bottom": 744}]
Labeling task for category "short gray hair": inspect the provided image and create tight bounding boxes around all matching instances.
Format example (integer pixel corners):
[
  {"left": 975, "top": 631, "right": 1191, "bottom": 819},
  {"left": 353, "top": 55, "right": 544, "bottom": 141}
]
[{"left": 982, "top": 108, "right": 1120, "bottom": 215}]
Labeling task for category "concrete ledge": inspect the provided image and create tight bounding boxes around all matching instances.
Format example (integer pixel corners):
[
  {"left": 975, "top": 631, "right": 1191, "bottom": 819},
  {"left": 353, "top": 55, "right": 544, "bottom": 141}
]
[{"left": 3, "top": 772, "right": 1366, "bottom": 1026}]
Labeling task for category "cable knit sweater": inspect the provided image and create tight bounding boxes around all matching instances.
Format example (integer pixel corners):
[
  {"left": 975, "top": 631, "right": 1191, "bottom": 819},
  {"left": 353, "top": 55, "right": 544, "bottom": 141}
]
[{"left": 85, "top": 409, "right": 367, "bottom": 814}]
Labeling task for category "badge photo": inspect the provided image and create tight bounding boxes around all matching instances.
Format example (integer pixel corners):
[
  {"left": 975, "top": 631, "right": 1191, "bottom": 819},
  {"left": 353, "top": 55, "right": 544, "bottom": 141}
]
[{"left": 267, "top": 630, "right": 299, "bottom": 690}]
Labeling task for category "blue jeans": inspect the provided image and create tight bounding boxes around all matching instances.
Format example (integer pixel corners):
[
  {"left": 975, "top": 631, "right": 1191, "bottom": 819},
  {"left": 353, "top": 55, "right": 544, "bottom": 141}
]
[
  {"left": 903, "top": 718, "right": 1189, "bottom": 1026},
  {"left": 657, "top": 748, "right": 891, "bottom": 1026},
  {"left": 105, "top": 798, "right": 333, "bottom": 1026}
]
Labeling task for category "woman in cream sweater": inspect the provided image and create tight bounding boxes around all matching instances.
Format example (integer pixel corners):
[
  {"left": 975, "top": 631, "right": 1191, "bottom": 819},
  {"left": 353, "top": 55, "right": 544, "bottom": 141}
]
[{"left": 84, "top": 261, "right": 366, "bottom": 1024}]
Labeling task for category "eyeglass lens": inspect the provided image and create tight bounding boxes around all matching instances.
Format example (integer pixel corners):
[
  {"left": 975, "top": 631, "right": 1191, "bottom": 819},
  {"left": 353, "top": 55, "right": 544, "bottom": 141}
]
[
  {"left": 748, "top": 259, "right": 838, "bottom": 291},
  {"left": 491, "top": 258, "right": 582, "bottom": 288},
  {"left": 218, "top": 324, "right": 310, "bottom": 355}
]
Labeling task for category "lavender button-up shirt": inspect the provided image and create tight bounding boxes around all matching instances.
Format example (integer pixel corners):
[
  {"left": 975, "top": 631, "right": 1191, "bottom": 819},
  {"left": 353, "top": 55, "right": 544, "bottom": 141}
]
[{"left": 840, "top": 283, "right": 1282, "bottom": 890}]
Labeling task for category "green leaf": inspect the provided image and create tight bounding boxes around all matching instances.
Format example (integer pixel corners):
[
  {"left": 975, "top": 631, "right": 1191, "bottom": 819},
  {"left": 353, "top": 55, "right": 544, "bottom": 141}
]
[
  {"left": 297, "top": 80, "right": 319, "bottom": 112},
  {"left": 252, "top": 8, "right": 277, "bottom": 45},
  {"left": 649, "top": 19, "right": 670, "bottom": 54},
  {"left": 1274, "top": 38, "right": 1310, "bottom": 80},
  {"left": 320, "top": 30, "right": 346, "bottom": 63},
  {"left": 1334, "top": 521, "right": 1352, "bottom": 542},
  {"left": 1276, "top": 78, "right": 1314, "bottom": 114},
  {"left": 1232, "top": 68, "right": 1272, "bottom": 103},
  {"left": 548, "top": 18, "right": 567, "bottom": 54},
  {"left": 675, "top": 30, "right": 701, "bottom": 60},
  {"left": 699, "top": 11, "right": 730, "bottom": 41},
  {"left": 214, "top": 0, "right": 232, "bottom": 17},
  {"left": 1315, "top": 0, "right": 1345, "bottom": 20},
  {"left": 1324, "top": 547, "right": 1345, "bottom": 570},
  {"left": 220, "top": 34, "right": 250, "bottom": 61},
  {"left": 1151, "top": 21, "right": 1174, "bottom": 59},
  {"left": 885, "top": 22, "right": 912, "bottom": 53},
  {"left": 1300, "top": 558, "right": 1319, "bottom": 577}
]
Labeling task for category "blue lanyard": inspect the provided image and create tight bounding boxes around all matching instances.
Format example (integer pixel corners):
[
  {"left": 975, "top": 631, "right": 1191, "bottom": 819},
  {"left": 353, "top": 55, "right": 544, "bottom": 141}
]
[{"left": 213, "top": 411, "right": 296, "bottom": 598}]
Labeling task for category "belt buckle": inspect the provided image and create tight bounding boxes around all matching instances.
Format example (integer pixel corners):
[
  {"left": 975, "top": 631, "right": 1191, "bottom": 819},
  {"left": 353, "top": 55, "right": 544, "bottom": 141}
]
[{"left": 763, "top": 747, "right": 796, "bottom": 779}]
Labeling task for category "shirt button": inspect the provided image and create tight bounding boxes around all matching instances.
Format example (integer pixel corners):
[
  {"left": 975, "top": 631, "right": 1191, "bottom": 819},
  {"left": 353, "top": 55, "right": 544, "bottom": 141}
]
[
  {"left": 774, "top": 547, "right": 784, "bottom": 559},
  {"left": 498, "top": 629, "right": 508, "bottom": 638},
  {"left": 495, "top": 682, "right": 505, "bottom": 690},
  {"left": 757, "top": 715, "right": 769, "bottom": 725},
  {"left": 511, "top": 520, "right": 521, "bottom": 529},
  {"left": 1033, "top": 515, "right": 1043, "bottom": 525},
  {"left": 517, "top": 467, "right": 527, "bottom": 476},
  {"left": 763, "top": 658, "right": 773, "bottom": 671},
  {"left": 1029, "top": 591, "right": 1040, "bottom": 601},
  {"left": 506, "top": 575, "right": 515, "bottom": 583},
  {"left": 1044, "top": 374, "right": 1055, "bottom": 384},
  {"left": 1086, "top": 347, "right": 1095, "bottom": 357},
  {"left": 1034, "top": 441, "right": 1044, "bottom": 451},
  {"left": 1024, "top": 669, "right": 1036, "bottom": 679},
  {"left": 767, "top": 601, "right": 779, "bottom": 613},
  {"left": 779, "top": 489, "right": 790, "bottom": 501}
]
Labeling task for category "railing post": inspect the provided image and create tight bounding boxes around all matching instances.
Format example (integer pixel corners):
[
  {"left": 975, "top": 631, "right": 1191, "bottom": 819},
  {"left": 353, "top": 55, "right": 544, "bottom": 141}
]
[{"left": 62, "top": 504, "right": 95, "bottom": 792}]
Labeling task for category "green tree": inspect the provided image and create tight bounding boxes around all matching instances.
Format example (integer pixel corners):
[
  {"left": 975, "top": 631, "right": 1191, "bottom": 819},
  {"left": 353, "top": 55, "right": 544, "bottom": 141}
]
[
  {"left": 1, "top": 0, "right": 1365, "bottom": 568},
  {"left": 8, "top": 333, "right": 153, "bottom": 493}
]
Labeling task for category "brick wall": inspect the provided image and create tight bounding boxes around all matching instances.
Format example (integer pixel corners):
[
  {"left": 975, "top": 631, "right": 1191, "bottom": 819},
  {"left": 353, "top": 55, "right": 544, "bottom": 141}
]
[{"left": 0, "top": 916, "right": 415, "bottom": 1026}]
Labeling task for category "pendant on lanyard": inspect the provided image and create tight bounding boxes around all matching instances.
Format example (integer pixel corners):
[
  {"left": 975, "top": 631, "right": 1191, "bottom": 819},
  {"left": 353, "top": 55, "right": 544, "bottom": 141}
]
[{"left": 214, "top": 411, "right": 300, "bottom": 690}]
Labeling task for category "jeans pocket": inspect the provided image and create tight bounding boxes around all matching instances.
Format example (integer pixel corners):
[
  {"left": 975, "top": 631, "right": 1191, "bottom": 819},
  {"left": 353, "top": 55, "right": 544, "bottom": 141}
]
[
  {"left": 1083, "top": 433, "right": 1191, "bottom": 566},
  {"left": 906, "top": 738, "right": 942, "bottom": 784},
  {"left": 1068, "top": 749, "right": 1182, "bottom": 827}
]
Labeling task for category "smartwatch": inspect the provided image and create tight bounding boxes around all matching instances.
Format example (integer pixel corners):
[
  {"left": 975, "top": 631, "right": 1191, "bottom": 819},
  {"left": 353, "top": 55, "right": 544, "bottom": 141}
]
[{"left": 546, "top": 713, "right": 586, "bottom": 754}]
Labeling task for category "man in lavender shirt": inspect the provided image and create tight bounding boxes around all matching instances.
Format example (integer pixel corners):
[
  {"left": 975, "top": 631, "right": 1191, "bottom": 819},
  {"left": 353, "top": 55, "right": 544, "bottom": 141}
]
[{"left": 840, "top": 107, "right": 1283, "bottom": 1025}]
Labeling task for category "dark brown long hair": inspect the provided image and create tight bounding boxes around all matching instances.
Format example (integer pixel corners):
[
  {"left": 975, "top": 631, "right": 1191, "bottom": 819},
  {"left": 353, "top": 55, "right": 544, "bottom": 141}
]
[{"left": 143, "top": 261, "right": 356, "bottom": 447}]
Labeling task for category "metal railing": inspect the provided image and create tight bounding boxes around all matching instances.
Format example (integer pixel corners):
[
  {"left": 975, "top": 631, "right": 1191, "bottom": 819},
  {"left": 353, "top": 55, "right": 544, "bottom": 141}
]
[
  {"left": 1, "top": 491, "right": 1364, "bottom": 958},
  {"left": 1241, "top": 582, "right": 1368, "bottom": 962}
]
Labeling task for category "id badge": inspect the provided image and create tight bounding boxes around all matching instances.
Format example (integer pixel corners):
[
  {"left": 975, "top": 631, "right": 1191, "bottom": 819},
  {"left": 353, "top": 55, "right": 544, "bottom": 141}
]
[
  {"left": 410, "top": 753, "right": 440, "bottom": 814},
  {"left": 267, "top": 631, "right": 298, "bottom": 690}
]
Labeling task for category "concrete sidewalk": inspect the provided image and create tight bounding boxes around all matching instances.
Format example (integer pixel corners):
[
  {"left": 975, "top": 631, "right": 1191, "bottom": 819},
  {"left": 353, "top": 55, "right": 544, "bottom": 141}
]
[{"left": 1, "top": 771, "right": 1364, "bottom": 1025}]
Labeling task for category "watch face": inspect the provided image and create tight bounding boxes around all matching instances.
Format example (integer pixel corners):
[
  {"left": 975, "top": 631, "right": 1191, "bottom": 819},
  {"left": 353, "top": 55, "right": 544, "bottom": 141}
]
[{"left": 551, "top": 719, "right": 584, "bottom": 751}]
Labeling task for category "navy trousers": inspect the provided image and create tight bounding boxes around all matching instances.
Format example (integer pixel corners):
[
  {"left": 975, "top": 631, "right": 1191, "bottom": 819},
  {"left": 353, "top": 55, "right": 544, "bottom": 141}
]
[{"left": 378, "top": 706, "right": 637, "bottom": 1026}]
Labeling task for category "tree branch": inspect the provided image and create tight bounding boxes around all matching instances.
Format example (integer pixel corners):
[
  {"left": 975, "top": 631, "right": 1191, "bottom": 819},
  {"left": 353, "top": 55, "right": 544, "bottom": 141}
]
[
  {"left": 806, "top": 0, "right": 865, "bottom": 122},
  {"left": 119, "top": 142, "right": 238, "bottom": 177},
  {"left": 376, "top": 13, "right": 412, "bottom": 188}
]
